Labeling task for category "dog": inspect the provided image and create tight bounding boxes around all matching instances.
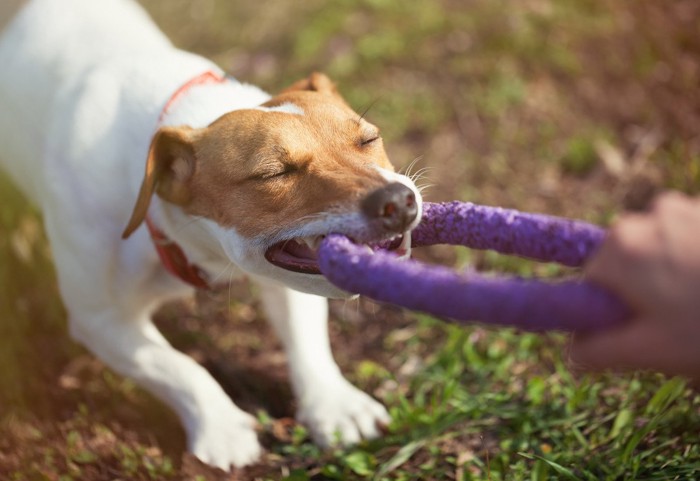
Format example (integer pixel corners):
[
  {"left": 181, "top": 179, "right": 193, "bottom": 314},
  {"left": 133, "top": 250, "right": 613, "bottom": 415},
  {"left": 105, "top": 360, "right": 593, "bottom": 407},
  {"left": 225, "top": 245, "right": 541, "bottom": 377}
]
[{"left": 0, "top": 0, "right": 423, "bottom": 471}]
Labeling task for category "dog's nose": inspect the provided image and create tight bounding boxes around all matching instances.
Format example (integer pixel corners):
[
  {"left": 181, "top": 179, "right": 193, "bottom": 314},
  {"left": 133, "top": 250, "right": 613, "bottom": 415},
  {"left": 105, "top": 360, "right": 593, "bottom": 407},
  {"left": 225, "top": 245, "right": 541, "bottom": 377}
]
[{"left": 361, "top": 182, "right": 418, "bottom": 233}]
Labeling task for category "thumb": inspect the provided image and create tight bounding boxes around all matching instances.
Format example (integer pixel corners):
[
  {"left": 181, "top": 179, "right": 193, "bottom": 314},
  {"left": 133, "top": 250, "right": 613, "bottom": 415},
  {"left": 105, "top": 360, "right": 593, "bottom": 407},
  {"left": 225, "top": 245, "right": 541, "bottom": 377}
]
[{"left": 569, "top": 320, "right": 681, "bottom": 376}]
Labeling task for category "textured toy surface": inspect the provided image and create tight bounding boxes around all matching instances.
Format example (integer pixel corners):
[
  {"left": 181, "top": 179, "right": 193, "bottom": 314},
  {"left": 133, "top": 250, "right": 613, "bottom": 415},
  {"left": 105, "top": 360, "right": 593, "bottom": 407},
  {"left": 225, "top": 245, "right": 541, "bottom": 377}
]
[{"left": 318, "top": 201, "right": 630, "bottom": 332}]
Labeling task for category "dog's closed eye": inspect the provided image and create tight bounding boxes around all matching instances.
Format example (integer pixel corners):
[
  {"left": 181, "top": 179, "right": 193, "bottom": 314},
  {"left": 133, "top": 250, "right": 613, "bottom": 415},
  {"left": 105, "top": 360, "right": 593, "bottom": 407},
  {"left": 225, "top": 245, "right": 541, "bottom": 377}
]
[
  {"left": 360, "top": 136, "right": 380, "bottom": 147},
  {"left": 251, "top": 161, "right": 299, "bottom": 180},
  {"left": 358, "top": 124, "right": 381, "bottom": 148}
]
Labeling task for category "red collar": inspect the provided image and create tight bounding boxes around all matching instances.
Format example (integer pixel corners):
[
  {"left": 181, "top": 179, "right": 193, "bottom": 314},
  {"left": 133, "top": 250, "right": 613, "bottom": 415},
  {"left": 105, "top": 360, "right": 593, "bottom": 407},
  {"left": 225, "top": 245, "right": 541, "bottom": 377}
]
[
  {"left": 158, "top": 70, "right": 226, "bottom": 122},
  {"left": 145, "top": 216, "right": 211, "bottom": 289},
  {"left": 147, "top": 70, "right": 228, "bottom": 289}
]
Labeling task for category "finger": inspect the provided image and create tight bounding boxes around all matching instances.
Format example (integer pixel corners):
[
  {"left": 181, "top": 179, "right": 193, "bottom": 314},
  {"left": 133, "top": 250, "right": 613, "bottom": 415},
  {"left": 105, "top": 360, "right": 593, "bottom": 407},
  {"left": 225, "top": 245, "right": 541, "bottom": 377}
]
[
  {"left": 586, "top": 214, "right": 653, "bottom": 281},
  {"left": 569, "top": 320, "right": 697, "bottom": 379},
  {"left": 654, "top": 194, "right": 700, "bottom": 269},
  {"left": 650, "top": 191, "right": 692, "bottom": 214},
  {"left": 584, "top": 215, "right": 658, "bottom": 307}
]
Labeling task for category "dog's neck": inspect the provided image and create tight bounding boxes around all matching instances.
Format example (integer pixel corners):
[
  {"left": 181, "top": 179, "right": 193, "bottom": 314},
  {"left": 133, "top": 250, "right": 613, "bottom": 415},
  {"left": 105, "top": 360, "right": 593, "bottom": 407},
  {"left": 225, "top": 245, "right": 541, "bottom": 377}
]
[
  {"left": 159, "top": 75, "right": 271, "bottom": 130},
  {"left": 149, "top": 197, "right": 234, "bottom": 285}
]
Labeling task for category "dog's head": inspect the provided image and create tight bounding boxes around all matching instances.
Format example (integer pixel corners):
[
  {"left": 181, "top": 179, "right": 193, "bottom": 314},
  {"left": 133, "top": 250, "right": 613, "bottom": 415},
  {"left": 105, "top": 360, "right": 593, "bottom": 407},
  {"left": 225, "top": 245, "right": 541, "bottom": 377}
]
[{"left": 123, "top": 73, "right": 422, "bottom": 297}]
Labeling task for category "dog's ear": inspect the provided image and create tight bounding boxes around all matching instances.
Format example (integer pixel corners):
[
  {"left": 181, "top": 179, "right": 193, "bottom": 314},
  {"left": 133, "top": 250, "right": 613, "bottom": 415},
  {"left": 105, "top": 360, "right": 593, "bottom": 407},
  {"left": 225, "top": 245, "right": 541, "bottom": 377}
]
[
  {"left": 122, "top": 126, "right": 198, "bottom": 239},
  {"left": 280, "top": 72, "right": 339, "bottom": 96}
]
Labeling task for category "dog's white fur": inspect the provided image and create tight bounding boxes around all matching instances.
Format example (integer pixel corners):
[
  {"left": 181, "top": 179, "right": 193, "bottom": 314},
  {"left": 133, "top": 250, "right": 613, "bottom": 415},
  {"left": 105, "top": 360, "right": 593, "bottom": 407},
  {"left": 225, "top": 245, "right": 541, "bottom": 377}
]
[{"left": 0, "top": 0, "right": 422, "bottom": 470}]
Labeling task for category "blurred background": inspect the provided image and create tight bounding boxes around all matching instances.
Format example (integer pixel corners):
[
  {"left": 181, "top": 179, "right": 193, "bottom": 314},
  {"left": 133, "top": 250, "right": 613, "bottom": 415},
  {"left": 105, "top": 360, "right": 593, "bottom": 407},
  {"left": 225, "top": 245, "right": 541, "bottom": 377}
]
[
  {"left": 1, "top": 1, "right": 699, "bottom": 479},
  {"left": 146, "top": 0, "right": 699, "bottom": 213}
]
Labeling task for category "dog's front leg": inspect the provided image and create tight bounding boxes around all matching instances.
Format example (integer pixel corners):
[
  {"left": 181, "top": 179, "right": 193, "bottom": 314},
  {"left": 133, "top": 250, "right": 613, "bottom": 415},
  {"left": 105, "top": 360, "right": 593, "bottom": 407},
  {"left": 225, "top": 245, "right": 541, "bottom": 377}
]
[
  {"left": 68, "top": 311, "right": 261, "bottom": 470},
  {"left": 256, "top": 279, "right": 391, "bottom": 447}
]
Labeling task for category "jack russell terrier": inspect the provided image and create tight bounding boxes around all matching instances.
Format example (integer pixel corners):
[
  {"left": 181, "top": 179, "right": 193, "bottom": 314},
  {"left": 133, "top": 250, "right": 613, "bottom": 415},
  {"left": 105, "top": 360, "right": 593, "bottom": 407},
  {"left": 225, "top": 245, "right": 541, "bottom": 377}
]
[{"left": 0, "top": 0, "right": 422, "bottom": 471}]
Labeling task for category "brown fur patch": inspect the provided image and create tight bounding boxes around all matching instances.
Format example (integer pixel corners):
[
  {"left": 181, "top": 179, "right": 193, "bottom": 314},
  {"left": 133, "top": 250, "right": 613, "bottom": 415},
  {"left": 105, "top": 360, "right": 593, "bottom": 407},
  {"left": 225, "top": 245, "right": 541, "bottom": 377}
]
[{"left": 125, "top": 74, "right": 397, "bottom": 240}]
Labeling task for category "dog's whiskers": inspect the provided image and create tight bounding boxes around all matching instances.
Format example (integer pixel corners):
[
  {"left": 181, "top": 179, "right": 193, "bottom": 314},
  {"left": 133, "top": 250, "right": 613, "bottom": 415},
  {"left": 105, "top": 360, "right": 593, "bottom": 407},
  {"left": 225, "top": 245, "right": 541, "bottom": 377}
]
[
  {"left": 417, "top": 183, "right": 435, "bottom": 194},
  {"left": 170, "top": 215, "right": 206, "bottom": 236},
  {"left": 295, "top": 212, "right": 328, "bottom": 225},
  {"left": 227, "top": 262, "right": 236, "bottom": 310},
  {"left": 401, "top": 157, "right": 435, "bottom": 195},
  {"left": 355, "top": 97, "right": 381, "bottom": 125},
  {"left": 169, "top": 216, "right": 228, "bottom": 260},
  {"left": 211, "top": 261, "right": 234, "bottom": 286},
  {"left": 402, "top": 156, "right": 424, "bottom": 179},
  {"left": 410, "top": 167, "right": 434, "bottom": 184}
]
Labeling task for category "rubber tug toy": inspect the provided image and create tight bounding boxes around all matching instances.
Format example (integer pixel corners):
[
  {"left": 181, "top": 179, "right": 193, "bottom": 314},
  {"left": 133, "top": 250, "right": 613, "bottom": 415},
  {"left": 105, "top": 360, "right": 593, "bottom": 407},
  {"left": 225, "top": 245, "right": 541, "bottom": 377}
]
[{"left": 318, "top": 201, "right": 629, "bottom": 332}]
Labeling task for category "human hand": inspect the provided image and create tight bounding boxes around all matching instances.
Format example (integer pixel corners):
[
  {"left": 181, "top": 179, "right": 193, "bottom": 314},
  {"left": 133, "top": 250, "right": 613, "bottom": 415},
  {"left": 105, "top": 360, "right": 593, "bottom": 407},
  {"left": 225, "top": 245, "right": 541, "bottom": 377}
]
[{"left": 570, "top": 192, "right": 700, "bottom": 382}]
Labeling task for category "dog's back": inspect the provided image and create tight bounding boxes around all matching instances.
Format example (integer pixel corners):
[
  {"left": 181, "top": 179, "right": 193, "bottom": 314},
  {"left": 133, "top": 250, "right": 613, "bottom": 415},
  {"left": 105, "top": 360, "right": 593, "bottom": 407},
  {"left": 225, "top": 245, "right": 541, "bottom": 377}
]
[{"left": 0, "top": 0, "right": 173, "bottom": 202}]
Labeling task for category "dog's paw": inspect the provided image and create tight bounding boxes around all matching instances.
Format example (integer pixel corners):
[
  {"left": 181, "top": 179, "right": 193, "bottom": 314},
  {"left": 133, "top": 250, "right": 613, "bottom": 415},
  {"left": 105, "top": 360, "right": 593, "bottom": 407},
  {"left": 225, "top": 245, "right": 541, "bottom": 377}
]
[
  {"left": 188, "top": 408, "right": 262, "bottom": 471},
  {"left": 297, "top": 379, "right": 391, "bottom": 448}
]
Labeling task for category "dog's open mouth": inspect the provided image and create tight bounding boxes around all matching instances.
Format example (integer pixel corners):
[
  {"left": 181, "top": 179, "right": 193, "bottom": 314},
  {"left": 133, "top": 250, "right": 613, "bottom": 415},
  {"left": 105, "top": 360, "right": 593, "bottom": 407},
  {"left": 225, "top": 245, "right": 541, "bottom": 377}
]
[{"left": 264, "top": 233, "right": 411, "bottom": 275}]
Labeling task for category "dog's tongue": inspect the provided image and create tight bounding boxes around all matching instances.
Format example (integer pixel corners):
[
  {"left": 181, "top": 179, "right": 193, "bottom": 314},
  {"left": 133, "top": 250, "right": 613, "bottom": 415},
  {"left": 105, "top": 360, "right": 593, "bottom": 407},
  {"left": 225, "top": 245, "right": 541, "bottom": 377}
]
[
  {"left": 265, "top": 239, "right": 320, "bottom": 274},
  {"left": 283, "top": 239, "right": 317, "bottom": 260},
  {"left": 265, "top": 234, "right": 410, "bottom": 275}
]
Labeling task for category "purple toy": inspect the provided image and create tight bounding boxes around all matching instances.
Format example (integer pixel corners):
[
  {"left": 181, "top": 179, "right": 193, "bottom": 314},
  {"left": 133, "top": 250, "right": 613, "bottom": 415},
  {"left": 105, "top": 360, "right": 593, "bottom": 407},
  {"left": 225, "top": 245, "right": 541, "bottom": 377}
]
[{"left": 318, "top": 201, "right": 630, "bottom": 332}]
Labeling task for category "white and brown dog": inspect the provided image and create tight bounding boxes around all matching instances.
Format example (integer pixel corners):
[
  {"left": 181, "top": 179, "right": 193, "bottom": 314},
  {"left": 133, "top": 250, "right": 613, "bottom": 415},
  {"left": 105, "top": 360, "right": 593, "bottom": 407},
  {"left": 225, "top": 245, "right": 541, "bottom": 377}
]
[{"left": 0, "top": 0, "right": 422, "bottom": 470}]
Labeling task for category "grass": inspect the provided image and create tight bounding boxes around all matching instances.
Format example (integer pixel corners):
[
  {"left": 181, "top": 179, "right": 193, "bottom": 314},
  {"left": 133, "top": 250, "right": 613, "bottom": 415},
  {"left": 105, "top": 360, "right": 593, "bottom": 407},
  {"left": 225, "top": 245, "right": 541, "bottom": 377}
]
[
  {"left": 1, "top": 0, "right": 699, "bottom": 479},
  {"left": 264, "top": 321, "right": 698, "bottom": 480}
]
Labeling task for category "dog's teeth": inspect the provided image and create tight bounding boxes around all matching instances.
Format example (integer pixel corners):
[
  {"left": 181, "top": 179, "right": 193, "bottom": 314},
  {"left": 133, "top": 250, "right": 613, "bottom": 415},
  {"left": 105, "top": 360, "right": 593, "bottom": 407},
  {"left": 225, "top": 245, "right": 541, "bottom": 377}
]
[
  {"left": 398, "top": 232, "right": 412, "bottom": 259},
  {"left": 400, "top": 232, "right": 411, "bottom": 250},
  {"left": 298, "top": 236, "right": 319, "bottom": 251}
]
